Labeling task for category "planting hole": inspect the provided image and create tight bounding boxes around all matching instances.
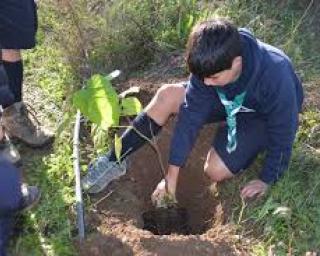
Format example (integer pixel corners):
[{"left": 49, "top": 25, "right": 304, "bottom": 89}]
[
  {"left": 142, "top": 207, "right": 190, "bottom": 235},
  {"left": 125, "top": 121, "right": 221, "bottom": 235}
]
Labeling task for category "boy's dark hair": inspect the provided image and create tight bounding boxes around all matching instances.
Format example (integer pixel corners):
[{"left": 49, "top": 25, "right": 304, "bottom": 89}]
[{"left": 186, "top": 19, "right": 242, "bottom": 79}]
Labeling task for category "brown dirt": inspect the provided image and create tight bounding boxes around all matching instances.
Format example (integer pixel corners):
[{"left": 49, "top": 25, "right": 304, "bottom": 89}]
[{"left": 77, "top": 76, "right": 251, "bottom": 256}]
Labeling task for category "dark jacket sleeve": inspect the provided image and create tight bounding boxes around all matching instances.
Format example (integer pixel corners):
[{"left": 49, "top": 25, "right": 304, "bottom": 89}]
[
  {"left": 168, "top": 75, "right": 215, "bottom": 167},
  {"left": 259, "top": 61, "right": 301, "bottom": 184}
]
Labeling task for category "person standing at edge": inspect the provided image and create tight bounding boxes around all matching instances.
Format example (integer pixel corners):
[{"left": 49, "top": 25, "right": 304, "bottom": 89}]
[
  {"left": 82, "top": 19, "right": 303, "bottom": 204},
  {"left": 0, "top": 159, "right": 40, "bottom": 256},
  {"left": 0, "top": 0, "right": 53, "bottom": 163}
]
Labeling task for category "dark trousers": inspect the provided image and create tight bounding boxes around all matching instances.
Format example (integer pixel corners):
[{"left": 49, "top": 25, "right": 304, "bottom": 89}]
[
  {"left": 0, "top": 0, "right": 38, "bottom": 107},
  {"left": 0, "top": 159, "right": 22, "bottom": 256}
]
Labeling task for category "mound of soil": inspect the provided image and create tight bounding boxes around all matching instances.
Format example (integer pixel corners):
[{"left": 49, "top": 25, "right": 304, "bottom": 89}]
[{"left": 78, "top": 79, "right": 249, "bottom": 255}]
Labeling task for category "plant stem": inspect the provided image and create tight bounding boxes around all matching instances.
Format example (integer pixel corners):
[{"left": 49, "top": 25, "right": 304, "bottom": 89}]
[{"left": 115, "top": 123, "right": 169, "bottom": 193}]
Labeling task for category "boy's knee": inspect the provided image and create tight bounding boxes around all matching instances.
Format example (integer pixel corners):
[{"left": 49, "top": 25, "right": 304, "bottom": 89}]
[
  {"left": 204, "top": 148, "right": 233, "bottom": 182},
  {"left": 204, "top": 163, "right": 228, "bottom": 182},
  {"left": 1, "top": 49, "right": 21, "bottom": 62},
  {"left": 155, "top": 84, "right": 185, "bottom": 113}
]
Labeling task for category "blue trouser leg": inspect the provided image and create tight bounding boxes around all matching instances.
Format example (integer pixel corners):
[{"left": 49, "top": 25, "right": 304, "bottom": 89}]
[
  {"left": 0, "top": 160, "right": 22, "bottom": 256},
  {"left": 0, "top": 217, "right": 14, "bottom": 256}
]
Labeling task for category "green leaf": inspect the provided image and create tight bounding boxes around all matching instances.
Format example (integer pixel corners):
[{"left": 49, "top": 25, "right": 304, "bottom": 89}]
[
  {"left": 114, "top": 134, "right": 122, "bottom": 162},
  {"left": 121, "top": 97, "right": 142, "bottom": 116},
  {"left": 73, "top": 74, "right": 120, "bottom": 129},
  {"left": 187, "top": 14, "right": 194, "bottom": 30}
]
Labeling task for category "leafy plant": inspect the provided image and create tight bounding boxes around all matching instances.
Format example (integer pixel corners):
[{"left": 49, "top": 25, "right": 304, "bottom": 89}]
[
  {"left": 73, "top": 73, "right": 142, "bottom": 158},
  {"left": 73, "top": 73, "right": 170, "bottom": 197}
]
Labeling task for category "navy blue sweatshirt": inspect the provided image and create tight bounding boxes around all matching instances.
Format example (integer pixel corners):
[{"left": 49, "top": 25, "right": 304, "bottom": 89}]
[{"left": 169, "top": 28, "right": 304, "bottom": 184}]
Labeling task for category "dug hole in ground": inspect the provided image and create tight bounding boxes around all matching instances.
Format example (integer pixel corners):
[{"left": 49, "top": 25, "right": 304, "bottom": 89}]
[{"left": 78, "top": 79, "right": 251, "bottom": 256}]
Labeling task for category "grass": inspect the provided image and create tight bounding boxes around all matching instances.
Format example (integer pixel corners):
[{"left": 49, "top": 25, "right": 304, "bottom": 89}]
[
  {"left": 9, "top": 143, "right": 77, "bottom": 256},
  {"left": 9, "top": 0, "right": 320, "bottom": 255},
  {"left": 220, "top": 146, "right": 320, "bottom": 255}
]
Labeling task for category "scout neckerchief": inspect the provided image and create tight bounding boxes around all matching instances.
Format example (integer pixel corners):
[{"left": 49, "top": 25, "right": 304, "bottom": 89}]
[{"left": 216, "top": 88, "right": 247, "bottom": 153}]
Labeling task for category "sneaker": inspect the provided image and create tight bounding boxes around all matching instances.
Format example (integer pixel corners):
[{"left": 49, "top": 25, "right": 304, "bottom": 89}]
[
  {"left": 2, "top": 102, "right": 54, "bottom": 147},
  {"left": 82, "top": 152, "right": 127, "bottom": 194},
  {"left": 19, "top": 184, "right": 41, "bottom": 211}
]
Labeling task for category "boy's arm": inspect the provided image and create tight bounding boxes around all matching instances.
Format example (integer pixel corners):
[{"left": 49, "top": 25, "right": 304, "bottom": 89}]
[
  {"left": 152, "top": 75, "right": 215, "bottom": 204},
  {"left": 259, "top": 62, "right": 301, "bottom": 184},
  {"left": 168, "top": 75, "right": 215, "bottom": 167},
  {"left": 151, "top": 165, "right": 180, "bottom": 206}
]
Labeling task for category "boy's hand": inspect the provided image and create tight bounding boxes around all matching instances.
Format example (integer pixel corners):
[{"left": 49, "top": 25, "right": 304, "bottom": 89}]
[
  {"left": 240, "top": 179, "right": 268, "bottom": 199},
  {"left": 151, "top": 179, "right": 177, "bottom": 208},
  {"left": 151, "top": 165, "right": 179, "bottom": 208}
]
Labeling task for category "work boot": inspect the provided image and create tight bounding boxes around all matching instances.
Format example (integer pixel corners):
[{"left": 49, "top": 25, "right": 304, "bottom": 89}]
[
  {"left": 2, "top": 102, "right": 54, "bottom": 147},
  {"left": 82, "top": 151, "right": 128, "bottom": 194},
  {"left": 19, "top": 184, "right": 41, "bottom": 212}
]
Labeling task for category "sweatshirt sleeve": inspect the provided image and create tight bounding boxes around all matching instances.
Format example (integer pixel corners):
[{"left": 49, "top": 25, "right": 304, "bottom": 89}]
[
  {"left": 168, "top": 75, "right": 215, "bottom": 167},
  {"left": 259, "top": 61, "right": 301, "bottom": 184}
]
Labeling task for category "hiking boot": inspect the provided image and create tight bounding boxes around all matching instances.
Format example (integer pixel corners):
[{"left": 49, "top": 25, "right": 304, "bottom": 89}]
[
  {"left": 19, "top": 184, "right": 41, "bottom": 212},
  {"left": 82, "top": 152, "right": 128, "bottom": 194},
  {"left": 2, "top": 102, "right": 54, "bottom": 147}
]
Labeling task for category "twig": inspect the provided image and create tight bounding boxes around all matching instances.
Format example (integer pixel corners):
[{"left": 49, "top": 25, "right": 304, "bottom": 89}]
[
  {"left": 237, "top": 197, "right": 247, "bottom": 225},
  {"left": 284, "top": 0, "right": 314, "bottom": 49},
  {"left": 90, "top": 190, "right": 114, "bottom": 210},
  {"left": 65, "top": 0, "right": 90, "bottom": 65},
  {"left": 126, "top": 15, "right": 162, "bottom": 54}
]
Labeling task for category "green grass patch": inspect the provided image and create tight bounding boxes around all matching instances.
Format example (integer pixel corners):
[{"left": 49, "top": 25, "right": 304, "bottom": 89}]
[{"left": 9, "top": 143, "right": 76, "bottom": 256}]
